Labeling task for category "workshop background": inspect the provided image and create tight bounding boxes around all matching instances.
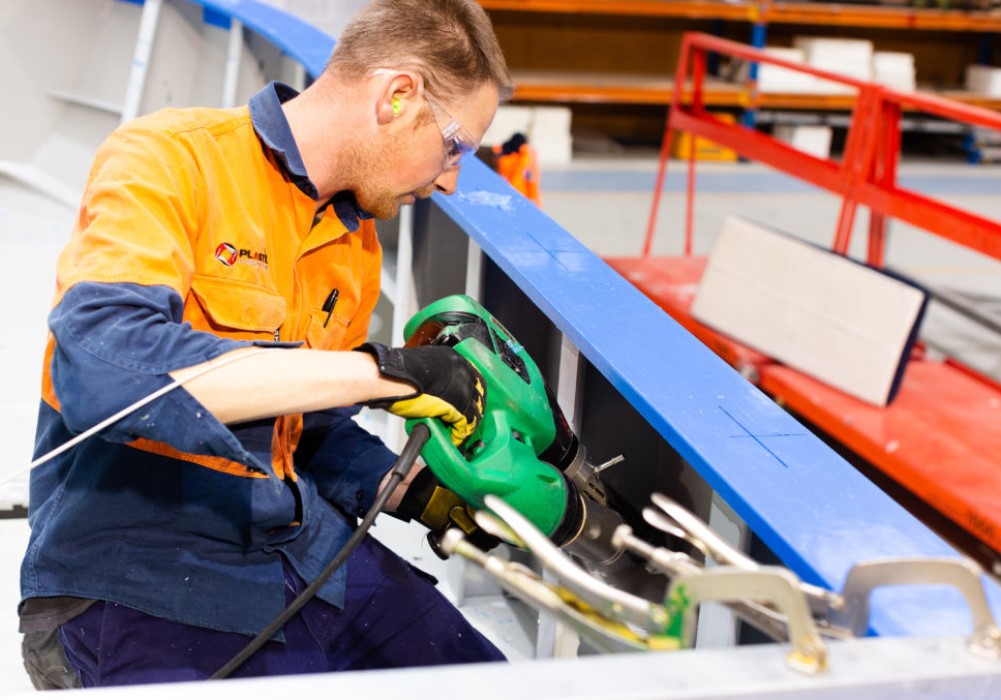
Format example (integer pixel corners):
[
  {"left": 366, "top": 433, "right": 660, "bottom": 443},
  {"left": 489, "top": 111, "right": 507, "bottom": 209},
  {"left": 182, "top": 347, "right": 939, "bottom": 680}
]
[{"left": 1, "top": 0, "right": 1001, "bottom": 695}]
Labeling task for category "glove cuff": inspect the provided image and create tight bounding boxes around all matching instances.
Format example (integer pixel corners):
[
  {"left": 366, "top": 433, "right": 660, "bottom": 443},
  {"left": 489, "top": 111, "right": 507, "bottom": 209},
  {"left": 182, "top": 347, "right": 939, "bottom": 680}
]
[
  {"left": 395, "top": 467, "right": 446, "bottom": 522},
  {"left": 355, "top": 342, "right": 421, "bottom": 408}
]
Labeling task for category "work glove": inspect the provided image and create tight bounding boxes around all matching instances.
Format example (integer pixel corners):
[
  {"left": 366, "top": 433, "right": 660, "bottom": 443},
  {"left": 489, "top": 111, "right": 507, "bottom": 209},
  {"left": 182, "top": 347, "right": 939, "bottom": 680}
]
[
  {"left": 395, "top": 466, "right": 501, "bottom": 559},
  {"left": 356, "top": 342, "right": 486, "bottom": 446}
]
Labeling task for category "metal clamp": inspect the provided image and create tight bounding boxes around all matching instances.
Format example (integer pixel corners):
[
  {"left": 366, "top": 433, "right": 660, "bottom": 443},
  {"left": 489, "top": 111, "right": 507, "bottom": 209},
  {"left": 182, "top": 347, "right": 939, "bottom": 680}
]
[
  {"left": 440, "top": 529, "right": 661, "bottom": 654},
  {"left": 828, "top": 557, "right": 1001, "bottom": 659},
  {"left": 668, "top": 566, "right": 828, "bottom": 674},
  {"left": 642, "top": 493, "right": 1001, "bottom": 661},
  {"left": 440, "top": 495, "right": 681, "bottom": 653},
  {"left": 475, "top": 495, "right": 668, "bottom": 632},
  {"left": 614, "top": 523, "right": 798, "bottom": 645},
  {"left": 645, "top": 493, "right": 842, "bottom": 616}
]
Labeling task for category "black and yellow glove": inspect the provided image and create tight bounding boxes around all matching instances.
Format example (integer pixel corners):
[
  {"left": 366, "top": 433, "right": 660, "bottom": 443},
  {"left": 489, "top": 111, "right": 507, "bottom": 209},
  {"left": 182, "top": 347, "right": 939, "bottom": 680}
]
[
  {"left": 356, "top": 342, "right": 486, "bottom": 446},
  {"left": 395, "top": 467, "right": 501, "bottom": 559}
]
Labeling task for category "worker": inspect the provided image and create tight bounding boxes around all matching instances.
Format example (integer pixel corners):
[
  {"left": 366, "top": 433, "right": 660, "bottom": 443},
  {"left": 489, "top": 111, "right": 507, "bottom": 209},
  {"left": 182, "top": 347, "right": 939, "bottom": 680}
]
[{"left": 19, "top": 0, "right": 513, "bottom": 688}]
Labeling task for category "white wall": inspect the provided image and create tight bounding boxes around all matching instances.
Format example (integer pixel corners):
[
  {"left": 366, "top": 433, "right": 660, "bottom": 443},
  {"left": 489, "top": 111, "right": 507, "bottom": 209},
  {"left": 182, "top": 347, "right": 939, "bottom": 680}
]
[{"left": 257, "top": 0, "right": 369, "bottom": 39}]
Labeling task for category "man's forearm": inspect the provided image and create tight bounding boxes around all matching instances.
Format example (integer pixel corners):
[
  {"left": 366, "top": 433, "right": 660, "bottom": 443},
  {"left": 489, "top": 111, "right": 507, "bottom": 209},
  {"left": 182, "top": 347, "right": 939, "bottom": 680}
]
[{"left": 170, "top": 347, "right": 413, "bottom": 425}]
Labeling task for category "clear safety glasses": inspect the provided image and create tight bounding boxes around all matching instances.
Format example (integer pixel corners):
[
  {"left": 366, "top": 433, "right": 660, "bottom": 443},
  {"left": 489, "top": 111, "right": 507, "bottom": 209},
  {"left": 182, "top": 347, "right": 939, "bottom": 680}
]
[{"left": 422, "top": 91, "right": 479, "bottom": 169}]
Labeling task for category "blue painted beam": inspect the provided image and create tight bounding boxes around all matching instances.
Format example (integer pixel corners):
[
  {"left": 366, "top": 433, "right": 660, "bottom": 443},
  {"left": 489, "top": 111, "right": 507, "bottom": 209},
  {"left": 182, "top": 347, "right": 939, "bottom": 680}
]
[
  {"left": 202, "top": 6, "right": 231, "bottom": 30},
  {"left": 434, "top": 159, "right": 1001, "bottom": 638},
  {"left": 186, "top": 0, "right": 334, "bottom": 78}
]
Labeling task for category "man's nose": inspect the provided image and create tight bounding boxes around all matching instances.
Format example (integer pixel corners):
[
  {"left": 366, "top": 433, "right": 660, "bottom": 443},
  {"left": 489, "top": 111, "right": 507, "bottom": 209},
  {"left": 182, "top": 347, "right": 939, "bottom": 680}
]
[{"left": 433, "top": 167, "right": 460, "bottom": 195}]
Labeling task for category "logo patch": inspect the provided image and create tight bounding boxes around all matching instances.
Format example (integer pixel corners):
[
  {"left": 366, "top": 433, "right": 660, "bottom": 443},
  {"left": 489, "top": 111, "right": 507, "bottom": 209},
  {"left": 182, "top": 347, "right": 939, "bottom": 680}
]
[
  {"left": 215, "top": 242, "right": 238, "bottom": 267},
  {"left": 215, "top": 243, "right": 269, "bottom": 269}
]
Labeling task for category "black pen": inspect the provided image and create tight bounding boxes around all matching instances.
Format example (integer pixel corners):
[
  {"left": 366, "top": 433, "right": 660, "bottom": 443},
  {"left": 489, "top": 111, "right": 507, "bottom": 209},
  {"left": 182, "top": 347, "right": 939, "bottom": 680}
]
[{"left": 322, "top": 289, "right": 339, "bottom": 328}]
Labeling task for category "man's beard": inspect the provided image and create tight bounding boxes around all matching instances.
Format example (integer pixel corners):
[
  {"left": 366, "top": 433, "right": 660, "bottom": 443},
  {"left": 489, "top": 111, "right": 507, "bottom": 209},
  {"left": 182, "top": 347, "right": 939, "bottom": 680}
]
[
  {"left": 360, "top": 181, "right": 436, "bottom": 220},
  {"left": 340, "top": 136, "right": 437, "bottom": 220}
]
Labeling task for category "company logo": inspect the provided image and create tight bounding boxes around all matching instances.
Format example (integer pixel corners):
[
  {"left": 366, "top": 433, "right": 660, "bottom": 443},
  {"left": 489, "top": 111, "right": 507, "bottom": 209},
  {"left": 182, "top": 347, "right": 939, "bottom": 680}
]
[
  {"left": 215, "top": 242, "right": 238, "bottom": 267},
  {"left": 215, "top": 243, "right": 269, "bottom": 269}
]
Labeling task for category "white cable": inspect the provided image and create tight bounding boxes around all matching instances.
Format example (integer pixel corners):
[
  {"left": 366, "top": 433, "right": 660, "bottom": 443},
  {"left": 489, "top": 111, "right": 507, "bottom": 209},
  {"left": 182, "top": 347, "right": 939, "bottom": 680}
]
[{"left": 1, "top": 347, "right": 274, "bottom": 487}]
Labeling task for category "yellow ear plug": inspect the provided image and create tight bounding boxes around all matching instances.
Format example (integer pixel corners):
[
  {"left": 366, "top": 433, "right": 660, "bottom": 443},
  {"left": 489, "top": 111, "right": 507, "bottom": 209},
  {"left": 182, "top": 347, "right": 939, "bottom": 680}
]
[{"left": 392, "top": 98, "right": 401, "bottom": 117}]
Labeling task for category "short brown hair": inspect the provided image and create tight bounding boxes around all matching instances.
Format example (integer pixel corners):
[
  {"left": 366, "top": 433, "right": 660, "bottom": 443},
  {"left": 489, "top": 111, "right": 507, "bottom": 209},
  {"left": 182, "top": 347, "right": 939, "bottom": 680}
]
[{"left": 326, "top": 0, "right": 513, "bottom": 103}]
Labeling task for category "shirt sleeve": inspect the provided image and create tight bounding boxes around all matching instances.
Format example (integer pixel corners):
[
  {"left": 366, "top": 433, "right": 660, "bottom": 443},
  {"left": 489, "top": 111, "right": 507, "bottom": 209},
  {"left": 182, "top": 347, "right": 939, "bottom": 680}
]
[
  {"left": 296, "top": 407, "right": 399, "bottom": 516},
  {"left": 48, "top": 280, "right": 291, "bottom": 467}
]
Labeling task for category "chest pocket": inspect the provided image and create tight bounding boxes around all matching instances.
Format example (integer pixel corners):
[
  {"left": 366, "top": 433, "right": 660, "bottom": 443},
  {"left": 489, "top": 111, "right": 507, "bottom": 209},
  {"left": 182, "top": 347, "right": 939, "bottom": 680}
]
[
  {"left": 305, "top": 308, "right": 349, "bottom": 350},
  {"left": 188, "top": 274, "right": 286, "bottom": 341}
]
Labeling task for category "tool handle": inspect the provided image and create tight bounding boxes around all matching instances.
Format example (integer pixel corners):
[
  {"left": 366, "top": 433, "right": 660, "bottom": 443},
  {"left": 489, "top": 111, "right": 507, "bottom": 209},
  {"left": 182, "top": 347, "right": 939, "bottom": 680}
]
[{"left": 409, "top": 415, "right": 567, "bottom": 538}]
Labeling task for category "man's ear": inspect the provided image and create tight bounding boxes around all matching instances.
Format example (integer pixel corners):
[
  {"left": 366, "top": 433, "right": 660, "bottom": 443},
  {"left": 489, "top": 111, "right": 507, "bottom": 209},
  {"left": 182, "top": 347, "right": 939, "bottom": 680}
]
[{"left": 375, "top": 71, "right": 421, "bottom": 125}]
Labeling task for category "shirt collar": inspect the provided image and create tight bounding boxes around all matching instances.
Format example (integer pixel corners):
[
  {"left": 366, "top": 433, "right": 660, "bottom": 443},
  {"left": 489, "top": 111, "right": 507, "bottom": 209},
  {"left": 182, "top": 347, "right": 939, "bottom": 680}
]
[
  {"left": 248, "top": 82, "right": 371, "bottom": 232},
  {"left": 329, "top": 191, "right": 374, "bottom": 231}
]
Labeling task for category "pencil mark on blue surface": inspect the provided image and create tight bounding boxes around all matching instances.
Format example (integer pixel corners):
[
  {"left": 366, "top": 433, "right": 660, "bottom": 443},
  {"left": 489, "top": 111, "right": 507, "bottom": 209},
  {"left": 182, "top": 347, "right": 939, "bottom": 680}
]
[{"left": 718, "top": 405, "right": 791, "bottom": 469}]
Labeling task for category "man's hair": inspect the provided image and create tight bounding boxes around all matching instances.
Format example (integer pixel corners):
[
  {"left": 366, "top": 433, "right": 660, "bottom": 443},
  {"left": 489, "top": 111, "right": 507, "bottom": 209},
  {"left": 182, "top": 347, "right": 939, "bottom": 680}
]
[{"left": 325, "top": 0, "right": 513, "bottom": 102}]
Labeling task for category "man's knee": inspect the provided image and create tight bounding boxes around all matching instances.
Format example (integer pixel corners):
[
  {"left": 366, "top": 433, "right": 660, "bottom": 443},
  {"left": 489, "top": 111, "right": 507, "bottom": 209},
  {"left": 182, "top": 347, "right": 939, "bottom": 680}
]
[{"left": 22, "top": 629, "right": 81, "bottom": 690}]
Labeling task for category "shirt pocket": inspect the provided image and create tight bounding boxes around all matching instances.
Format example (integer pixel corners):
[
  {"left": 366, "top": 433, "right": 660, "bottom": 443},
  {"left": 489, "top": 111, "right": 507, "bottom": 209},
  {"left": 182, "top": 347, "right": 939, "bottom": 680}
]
[
  {"left": 188, "top": 274, "right": 286, "bottom": 341},
  {"left": 305, "top": 308, "right": 349, "bottom": 350}
]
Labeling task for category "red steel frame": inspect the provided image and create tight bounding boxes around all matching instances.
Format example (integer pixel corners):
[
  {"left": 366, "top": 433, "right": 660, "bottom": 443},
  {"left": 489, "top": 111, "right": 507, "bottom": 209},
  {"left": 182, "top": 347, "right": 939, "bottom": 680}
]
[
  {"left": 642, "top": 31, "right": 1001, "bottom": 265},
  {"left": 623, "top": 32, "right": 1001, "bottom": 555}
]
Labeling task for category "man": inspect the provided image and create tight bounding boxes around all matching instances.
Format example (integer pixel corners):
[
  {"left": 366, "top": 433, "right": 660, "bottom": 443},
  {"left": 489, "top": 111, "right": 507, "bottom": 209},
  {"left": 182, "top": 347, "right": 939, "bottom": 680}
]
[{"left": 20, "top": 0, "right": 513, "bottom": 687}]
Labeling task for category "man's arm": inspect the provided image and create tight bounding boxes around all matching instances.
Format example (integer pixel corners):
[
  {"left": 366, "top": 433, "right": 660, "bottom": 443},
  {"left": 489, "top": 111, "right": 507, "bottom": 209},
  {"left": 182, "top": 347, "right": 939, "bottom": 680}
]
[
  {"left": 174, "top": 345, "right": 431, "bottom": 510},
  {"left": 173, "top": 341, "right": 485, "bottom": 448},
  {"left": 169, "top": 346, "right": 411, "bottom": 425}
]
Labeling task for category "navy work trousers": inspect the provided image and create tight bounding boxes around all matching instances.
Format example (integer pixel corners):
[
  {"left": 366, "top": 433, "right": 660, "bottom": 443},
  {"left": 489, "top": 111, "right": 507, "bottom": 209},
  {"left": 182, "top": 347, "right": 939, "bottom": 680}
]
[{"left": 58, "top": 534, "right": 505, "bottom": 685}]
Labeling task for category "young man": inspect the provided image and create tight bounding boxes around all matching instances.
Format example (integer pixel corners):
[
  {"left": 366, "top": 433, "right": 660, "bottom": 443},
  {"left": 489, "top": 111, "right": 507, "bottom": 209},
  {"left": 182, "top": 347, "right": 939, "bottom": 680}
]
[{"left": 20, "top": 0, "right": 514, "bottom": 687}]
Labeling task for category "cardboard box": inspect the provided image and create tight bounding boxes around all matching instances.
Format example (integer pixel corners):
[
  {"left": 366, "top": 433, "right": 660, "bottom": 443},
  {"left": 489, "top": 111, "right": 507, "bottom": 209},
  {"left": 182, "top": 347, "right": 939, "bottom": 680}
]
[
  {"left": 873, "top": 51, "right": 916, "bottom": 91},
  {"left": 794, "top": 37, "right": 874, "bottom": 66},
  {"left": 482, "top": 105, "right": 573, "bottom": 165},
  {"left": 773, "top": 124, "right": 833, "bottom": 159},
  {"left": 966, "top": 64, "right": 1001, "bottom": 97},
  {"left": 741, "top": 48, "right": 824, "bottom": 93}
]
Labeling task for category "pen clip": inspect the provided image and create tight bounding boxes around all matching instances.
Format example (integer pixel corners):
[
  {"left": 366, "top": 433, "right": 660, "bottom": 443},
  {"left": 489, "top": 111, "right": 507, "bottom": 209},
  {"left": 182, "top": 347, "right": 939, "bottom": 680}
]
[{"left": 322, "top": 289, "right": 339, "bottom": 328}]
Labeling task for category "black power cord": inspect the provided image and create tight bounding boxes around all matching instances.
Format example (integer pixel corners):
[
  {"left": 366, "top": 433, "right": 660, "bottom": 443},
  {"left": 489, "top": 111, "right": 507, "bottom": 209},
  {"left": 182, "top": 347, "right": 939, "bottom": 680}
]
[{"left": 210, "top": 422, "right": 431, "bottom": 680}]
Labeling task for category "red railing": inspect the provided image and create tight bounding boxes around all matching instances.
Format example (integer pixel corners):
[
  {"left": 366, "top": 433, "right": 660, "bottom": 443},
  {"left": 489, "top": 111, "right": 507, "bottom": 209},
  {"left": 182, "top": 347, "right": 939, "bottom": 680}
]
[{"left": 642, "top": 32, "right": 1001, "bottom": 266}]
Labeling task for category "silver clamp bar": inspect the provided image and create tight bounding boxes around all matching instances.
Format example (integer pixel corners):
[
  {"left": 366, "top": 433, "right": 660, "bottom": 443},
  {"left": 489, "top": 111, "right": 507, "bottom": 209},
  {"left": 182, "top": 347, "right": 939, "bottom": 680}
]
[
  {"left": 669, "top": 566, "right": 828, "bottom": 674},
  {"left": 829, "top": 557, "right": 1001, "bottom": 658},
  {"left": 645, "top": 493, "right": 842, "bottom": 615}
]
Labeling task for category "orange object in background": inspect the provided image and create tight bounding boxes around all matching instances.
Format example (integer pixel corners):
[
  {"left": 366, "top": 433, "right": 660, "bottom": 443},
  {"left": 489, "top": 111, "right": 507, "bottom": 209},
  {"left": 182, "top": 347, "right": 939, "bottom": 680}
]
[
  {"left": 483, "top": 133, "right": 543, "bottom": 206},
  {"left": 670, "top": 113, "right": 738, "bottom": 161}
]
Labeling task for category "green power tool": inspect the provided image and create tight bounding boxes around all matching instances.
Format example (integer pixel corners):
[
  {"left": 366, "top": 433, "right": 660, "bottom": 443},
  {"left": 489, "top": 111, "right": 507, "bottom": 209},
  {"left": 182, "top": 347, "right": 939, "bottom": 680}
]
[{"left": 402, "top": 294, "right": 627, "bottom": 565}]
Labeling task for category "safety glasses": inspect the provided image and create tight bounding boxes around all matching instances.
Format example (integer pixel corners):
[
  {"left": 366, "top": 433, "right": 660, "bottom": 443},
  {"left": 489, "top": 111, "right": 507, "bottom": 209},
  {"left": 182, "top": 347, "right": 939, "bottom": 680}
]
[{"left": 422, "top": 91, "right": 479, "bottom": 169}]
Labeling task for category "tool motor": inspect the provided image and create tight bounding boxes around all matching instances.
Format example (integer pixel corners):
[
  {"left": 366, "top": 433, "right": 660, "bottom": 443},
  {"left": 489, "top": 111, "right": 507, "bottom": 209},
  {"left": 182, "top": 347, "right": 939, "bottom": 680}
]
[{"left": 403, "top": 294, "right": 626, "bottom": 566}]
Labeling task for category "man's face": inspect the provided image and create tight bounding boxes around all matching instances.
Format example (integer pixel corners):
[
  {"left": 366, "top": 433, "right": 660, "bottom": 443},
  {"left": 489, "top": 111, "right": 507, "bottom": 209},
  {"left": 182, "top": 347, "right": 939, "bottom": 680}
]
[{"left": 353, "top": 82, "right": 499, "bottom": 220}]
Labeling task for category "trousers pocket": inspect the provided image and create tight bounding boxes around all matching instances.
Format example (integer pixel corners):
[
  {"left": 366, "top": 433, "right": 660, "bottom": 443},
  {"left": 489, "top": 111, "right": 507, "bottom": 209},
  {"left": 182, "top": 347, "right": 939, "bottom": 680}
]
[{"left": 22, "top": 629, "right": 82, "bottom": 690}]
